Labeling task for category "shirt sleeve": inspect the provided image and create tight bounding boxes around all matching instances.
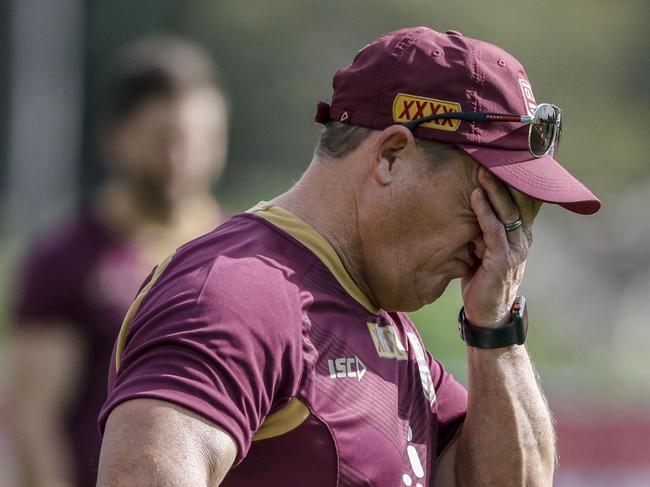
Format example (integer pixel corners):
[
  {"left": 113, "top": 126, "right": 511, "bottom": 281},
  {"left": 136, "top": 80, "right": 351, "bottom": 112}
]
[
  {"left": 428, "top": 353, "right": 468, "bottom": 457},
  {"left": 98, "top": 256, "right": 305, "bottom": 464}
]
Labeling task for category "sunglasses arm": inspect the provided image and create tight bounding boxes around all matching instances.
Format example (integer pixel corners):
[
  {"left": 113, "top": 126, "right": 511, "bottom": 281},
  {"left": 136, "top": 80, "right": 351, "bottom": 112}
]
[{"left": 403, "top": 112, "right": 533, "bottom": 129}]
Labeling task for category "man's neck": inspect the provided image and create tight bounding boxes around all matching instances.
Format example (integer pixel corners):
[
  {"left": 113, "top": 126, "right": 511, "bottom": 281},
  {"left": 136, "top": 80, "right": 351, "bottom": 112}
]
[{"left": 271, "top": 158, "right": 378, "bottom": 308}]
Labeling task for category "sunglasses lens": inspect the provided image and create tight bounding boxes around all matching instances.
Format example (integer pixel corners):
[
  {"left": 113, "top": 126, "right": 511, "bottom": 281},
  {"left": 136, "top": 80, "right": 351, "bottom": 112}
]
[{"left": 529, "top": 104, "right": 559, "bottom": 157}]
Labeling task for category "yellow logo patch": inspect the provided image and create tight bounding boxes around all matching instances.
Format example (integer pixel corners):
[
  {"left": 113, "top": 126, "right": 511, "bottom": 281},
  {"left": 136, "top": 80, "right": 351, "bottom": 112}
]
[
  {"left": 367, "top": 322, "right": 408, "bottom": 361},
  {"left": 392, "top": 93, "right": 462, "bottom": 132}
]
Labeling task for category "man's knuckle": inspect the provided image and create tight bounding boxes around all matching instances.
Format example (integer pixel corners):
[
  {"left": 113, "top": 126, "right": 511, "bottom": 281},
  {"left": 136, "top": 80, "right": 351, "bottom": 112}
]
[
  {"left": 503, "top": 209, "right": 520, "bottom": 224},
  {"left": 506, "top": 254, "right": 519, "bottom": 268},
  {"left": 486, "top": 219, "right": 504, "bottom": 235},
  {"left": 510, "top": 240, "right": 528, "bottom": 257},
  {"left": 524, "top": 228, "right": 534, "bottom": 246}
]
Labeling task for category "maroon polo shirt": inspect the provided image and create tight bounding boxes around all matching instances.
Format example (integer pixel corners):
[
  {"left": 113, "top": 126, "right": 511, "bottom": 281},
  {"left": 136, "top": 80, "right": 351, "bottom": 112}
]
[{"left": 99, "top": 202, "right": 467, "bottom": 486}]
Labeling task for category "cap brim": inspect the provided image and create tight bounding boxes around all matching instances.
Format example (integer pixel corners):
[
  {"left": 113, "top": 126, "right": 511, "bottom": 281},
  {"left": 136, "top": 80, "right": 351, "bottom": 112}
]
[{"left": 457, "top": 144, "right": 601, "bottom": 215}]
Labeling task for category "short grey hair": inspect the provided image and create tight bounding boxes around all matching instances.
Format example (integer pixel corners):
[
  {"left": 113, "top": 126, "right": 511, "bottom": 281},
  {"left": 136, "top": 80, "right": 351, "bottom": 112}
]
[
  {"left": 315, "top": 121, "right": 460, "bottom": 169},
  {"left": 315, "top": 122, "right": 373, "bottom": 159}
]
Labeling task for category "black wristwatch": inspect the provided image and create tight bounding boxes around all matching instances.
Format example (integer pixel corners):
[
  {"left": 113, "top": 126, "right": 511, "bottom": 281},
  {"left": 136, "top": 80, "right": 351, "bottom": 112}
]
[{"left": 458, "top": 295, "right": 528, "bottom": 349}]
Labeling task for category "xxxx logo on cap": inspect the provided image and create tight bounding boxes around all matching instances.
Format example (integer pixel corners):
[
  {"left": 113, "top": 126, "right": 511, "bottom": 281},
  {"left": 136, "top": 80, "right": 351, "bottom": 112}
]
[{"left": 392, "top": 93, "right": 462, "bottom": 132}]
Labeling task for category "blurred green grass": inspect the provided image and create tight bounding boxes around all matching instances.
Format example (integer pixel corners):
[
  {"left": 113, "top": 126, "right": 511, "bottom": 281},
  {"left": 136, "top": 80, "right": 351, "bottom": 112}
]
[
  {"left": 409, "top": 279, "right": 619, "bottom": 391},
  {"left": 409, "top": 280, "right": 466, "bottom": 377}
]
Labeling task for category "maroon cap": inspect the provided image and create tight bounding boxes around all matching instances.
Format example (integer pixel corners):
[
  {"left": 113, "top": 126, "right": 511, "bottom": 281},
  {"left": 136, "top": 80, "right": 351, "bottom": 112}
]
[{"left": 315, "top": 26, "right": 601, "bottom": 215}]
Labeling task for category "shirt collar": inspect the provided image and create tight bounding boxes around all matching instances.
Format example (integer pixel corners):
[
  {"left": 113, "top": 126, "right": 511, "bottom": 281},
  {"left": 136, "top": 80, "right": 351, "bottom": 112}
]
[{"left": 248, "top": 201, "right": 379, "bottom": 315}]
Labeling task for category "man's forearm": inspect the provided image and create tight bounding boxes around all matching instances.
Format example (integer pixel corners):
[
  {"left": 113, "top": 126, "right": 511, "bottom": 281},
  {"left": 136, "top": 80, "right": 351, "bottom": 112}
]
[{"left": 455, "top": 345, "right": 555, "bottom": 486}]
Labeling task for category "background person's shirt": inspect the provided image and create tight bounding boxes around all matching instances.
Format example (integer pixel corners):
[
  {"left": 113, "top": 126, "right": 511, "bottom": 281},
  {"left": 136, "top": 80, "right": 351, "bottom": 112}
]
[
  {"left": 99, "top": 202, "right": 468, "bottom": 487},
  {"left": 14, "top": 212, "right": 145, "bottom": 487}
]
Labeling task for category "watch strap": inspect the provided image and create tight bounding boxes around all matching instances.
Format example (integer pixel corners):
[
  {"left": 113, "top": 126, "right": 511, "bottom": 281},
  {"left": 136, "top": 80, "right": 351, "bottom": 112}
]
[{"left": 458, "top": 296, "right": 527, "bottom": 349}]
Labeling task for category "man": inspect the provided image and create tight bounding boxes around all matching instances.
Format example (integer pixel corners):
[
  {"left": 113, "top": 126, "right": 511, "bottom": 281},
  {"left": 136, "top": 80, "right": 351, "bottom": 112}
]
[
  {"left": 97, "top": 27, "right": 600, "bottom": 486},
  {"left": 9, "top": 36, "right": 229, "bottom": 487}
]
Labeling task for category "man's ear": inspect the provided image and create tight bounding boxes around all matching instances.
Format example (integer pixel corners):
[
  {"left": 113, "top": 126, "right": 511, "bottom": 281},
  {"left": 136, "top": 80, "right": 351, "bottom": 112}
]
[{"left": 372, "top": 125, "right": 415, "bottom": 185}]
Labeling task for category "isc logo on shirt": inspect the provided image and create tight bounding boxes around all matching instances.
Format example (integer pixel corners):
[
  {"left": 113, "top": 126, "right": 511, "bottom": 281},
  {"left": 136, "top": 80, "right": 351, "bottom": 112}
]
[{"left": 327, "top": 356, "right": 367, "bottom": 381}]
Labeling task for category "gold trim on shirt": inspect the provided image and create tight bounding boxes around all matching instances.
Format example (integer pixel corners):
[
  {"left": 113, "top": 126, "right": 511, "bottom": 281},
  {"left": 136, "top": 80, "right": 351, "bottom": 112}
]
[
  {"left": 248, "top": 201, "right": 379, "bottom": 315},
  {"left": 252, "top": 397, "right": 311, "bottom": 442},
  {"left": 115, "top": 253, "right": 174, "bottom": 372}
]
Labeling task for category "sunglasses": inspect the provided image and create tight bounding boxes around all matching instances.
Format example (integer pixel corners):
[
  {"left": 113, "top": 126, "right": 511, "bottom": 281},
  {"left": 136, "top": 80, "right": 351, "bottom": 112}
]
[{"left": 402, "top": 103, "right": 562, "bottom": 158}]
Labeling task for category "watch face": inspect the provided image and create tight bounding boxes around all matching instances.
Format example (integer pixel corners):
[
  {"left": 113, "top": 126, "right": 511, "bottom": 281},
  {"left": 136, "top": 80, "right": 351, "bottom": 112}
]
[
  {"left": 513, "top": 295, "right": 526, "bottom": 316},
  {"left": 514, "top": 295, "right": 528, "bottom": 338}
]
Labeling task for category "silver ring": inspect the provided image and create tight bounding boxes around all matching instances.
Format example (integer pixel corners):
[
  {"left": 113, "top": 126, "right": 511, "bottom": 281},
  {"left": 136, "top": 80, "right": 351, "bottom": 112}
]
[{"left": 503, "top": 218, "right": 523, "bottom": 232}]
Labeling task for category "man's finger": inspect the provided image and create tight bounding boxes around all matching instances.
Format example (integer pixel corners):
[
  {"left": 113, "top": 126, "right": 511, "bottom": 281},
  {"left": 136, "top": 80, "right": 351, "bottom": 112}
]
[
  {"left": 478, "top": 168, "right": 528, "bottom": 247},
  {"left": 478, "top": 168, "right": 521, "bottom": 226},
  {"left": 507, "top": 186, "right": 543, "bottom": 224},
  {"left": 471, "top": 187, "right": 510, "bottom": 253}
]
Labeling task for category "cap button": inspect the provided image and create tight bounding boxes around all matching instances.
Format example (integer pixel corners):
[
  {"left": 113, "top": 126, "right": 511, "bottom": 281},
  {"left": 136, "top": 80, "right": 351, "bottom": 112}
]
[{"left": 446, "top": 30, "right": 463, "bottom": 36}]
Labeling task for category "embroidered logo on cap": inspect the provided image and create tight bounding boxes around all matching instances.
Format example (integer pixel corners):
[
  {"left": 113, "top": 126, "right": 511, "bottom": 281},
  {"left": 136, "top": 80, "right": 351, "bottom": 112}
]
[
  {"left": 518, "top": 78, "right": 537, "bottom": 117},
  {"left": 392, "top": 93, "right": 462, "bottom": 132}
]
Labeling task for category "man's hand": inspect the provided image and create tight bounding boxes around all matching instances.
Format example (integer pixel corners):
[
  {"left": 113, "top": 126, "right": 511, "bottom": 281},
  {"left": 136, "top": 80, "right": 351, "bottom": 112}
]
[
  {"left": 461, "top": 167, "right": 542, "bottom": 325},
  {"left": 435, "top": 166, "right": 555, "bottom": 487}
]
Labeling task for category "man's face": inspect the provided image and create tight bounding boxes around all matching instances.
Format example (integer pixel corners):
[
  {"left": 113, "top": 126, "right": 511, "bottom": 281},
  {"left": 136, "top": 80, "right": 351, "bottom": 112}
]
[
  {"left": 360, "top": 143, "right": 483, "bottom": 312},
  {"left": 105, "top": 89, "right": 228, "bottom": 203}
]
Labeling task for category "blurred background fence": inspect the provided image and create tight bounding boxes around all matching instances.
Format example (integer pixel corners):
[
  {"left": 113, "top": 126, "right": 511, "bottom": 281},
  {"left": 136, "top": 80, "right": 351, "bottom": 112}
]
[{"left": 1, "top": 1, "right": 649, "bottom": 485}]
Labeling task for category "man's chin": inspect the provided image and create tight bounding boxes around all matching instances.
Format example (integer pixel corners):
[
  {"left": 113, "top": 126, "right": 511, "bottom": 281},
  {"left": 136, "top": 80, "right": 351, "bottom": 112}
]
[
  {"left": 414, "top": 279, "right": 450, "bottom": 309},
  {"left": 378, "top": 292, "right": 428, "bottom": 313},
  {"left": 380, "top": 276, "right": 453, "bottom": 312}
]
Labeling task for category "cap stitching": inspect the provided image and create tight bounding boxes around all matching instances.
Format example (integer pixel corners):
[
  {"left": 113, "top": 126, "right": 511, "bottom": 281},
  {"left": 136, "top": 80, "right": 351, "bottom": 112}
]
[
  {"left": 470, "top": 45, "right": 485, "bottom": 143},
  {"left": 372, "top": 30, "right": 419, "bottom": 125},
  {"left": 469, "top": 41, "right": 482, "bottom": 143},
  {"left": 501, "top": 163, "right": 582, "bottom": 191},
  {"left": 476, "top": 55, "right": 487, "bottom": 143},
  {"left": 470, "top": 43, "right": 479, "bottom": 112}
]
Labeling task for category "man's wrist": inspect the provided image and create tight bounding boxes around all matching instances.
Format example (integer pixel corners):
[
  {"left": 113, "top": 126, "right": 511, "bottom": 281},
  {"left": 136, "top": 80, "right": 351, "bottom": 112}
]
[
  {"left": 463, "top": 294, "right": 518, "bottom": 328},
  {"left": 462, "top": 310, "right": 511, "bottom": 328},
  {"left": 459, "top": 296, "right": 528, "bottom": 349}
]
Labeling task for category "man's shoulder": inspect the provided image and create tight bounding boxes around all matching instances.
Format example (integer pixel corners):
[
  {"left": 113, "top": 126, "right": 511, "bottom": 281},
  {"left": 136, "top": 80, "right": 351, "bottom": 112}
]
[
  {"left": 146, "top": 213, "right": 313, "bottom": 320},
  {"left": 118, "top": 214, "right": 308, "bottom": 368}
]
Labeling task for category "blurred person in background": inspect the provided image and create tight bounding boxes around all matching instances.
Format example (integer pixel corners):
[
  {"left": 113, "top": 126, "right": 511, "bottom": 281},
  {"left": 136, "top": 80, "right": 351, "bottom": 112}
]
[{"left": 8, "top": 35, "right": 229, "bottom": 487}]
